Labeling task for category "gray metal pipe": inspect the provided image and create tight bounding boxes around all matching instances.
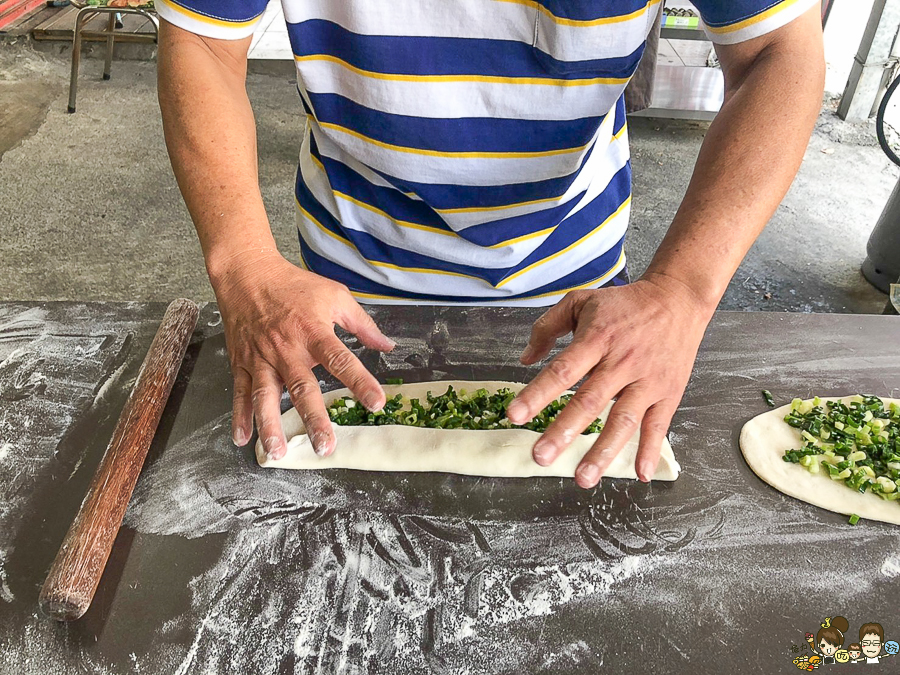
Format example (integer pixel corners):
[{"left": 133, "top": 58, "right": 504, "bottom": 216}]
[{"left": 863, "top": 176, "right": 900, "bottom": 293}]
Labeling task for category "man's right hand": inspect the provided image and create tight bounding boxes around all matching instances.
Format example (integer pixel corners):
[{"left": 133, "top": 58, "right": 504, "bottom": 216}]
[
  {"left": 156, "top": 21, "right": 394, "bottom": 459},
  {"left": 213, "top": 250, "right": 395, "bottom": 460}
]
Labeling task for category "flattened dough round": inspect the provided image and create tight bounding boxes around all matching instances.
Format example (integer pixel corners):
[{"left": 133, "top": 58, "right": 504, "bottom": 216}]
[
  {"left": 740, "top": 396, "right": 900, "bottom": 525},
  {"left": 257, "top": 380, "right": 681, "bottom": 481}
]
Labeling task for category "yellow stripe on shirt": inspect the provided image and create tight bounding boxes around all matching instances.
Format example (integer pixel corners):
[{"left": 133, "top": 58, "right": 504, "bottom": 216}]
[
  {"left": 310, "top": 152, "right": 567, "bottom": 249},
  {"left": 704, "top": 0, "right": 805, "bottom": 34},
  {"left": 493, "top": 0, "right": 662, "bottom": 28},
  {"left": 435, "top": 194, "right": 560, "bottom": 216},
  {"left": 434, "top": 124, "right": 625, "bottom": 218},
  {"left": 317, "top": 119, "right": 592, "bottom": 160},
  {"left": 349, "top": 247, "right": 625, "bottom": 303},
  {"left": 295, "top": 54, "right": 629, "bottom": 88},
  {"left": 496, "top": 195, "right": 631, "bottom": 287},
  {"left": 334, "top": 191, "right": 457, "bottom": 238},
  {"left": 156, "top": 0, "right": 263, "bottom": 28},
  {"left": 307, "top": 152, "right": 458, "bottom": 238},
  {"left": 296, "top": 198, "right": 484, "bottom": 282}
]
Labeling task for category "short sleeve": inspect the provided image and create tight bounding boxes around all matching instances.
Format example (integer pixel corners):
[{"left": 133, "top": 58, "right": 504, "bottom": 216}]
[
  {"left": 156, "top": 0, "right": 270, "bottom": 40},
  {"left": 689, "top": 0, "right": 820, "bottom": 45}
]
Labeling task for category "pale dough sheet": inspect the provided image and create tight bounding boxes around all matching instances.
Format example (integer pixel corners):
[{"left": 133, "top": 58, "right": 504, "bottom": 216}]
[
  {"left": 740, "top": 396, "right": 900, "bottom": 526},
  {"left": 257, "top": 380, "right": 681, "bottom": 481}
]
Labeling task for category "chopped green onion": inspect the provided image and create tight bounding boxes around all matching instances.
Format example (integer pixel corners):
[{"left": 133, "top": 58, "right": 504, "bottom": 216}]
[
  {"left": 849, "top": 514, "right": 860, "bottom": 525},
  {"left": 782, "top": 395, "right": 899, "bottom": 512},
  {"left": 762, "top": 390, "right": 776, "bottom": 407},
  {"left": 385, "top": 378, "right": 404, "bottom": 385},
  {"left": 325, "top": 384, "right": 604, "bottom": 435}
]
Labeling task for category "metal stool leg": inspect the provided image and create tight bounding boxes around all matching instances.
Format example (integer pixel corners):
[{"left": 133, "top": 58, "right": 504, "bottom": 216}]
[
  {"left": 68, "top": 8, "right": 94, "bottom": 114},
  {"left": 103, "top": 12, "right": 115, "bottom": 81}
]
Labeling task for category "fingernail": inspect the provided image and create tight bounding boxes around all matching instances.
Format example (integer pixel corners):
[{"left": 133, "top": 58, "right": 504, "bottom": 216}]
[
  {"left": 520, "top": 344, "right": 535, "bottom": 363},
  {"left": 364, "top": 393, "right": 384, "bottom": 412},
  {"left": 577, "top": 463, "right": 600, "bottom": 487},
  {"left": 638, "top": 459, "right": 655, "bottom": 483},
  {"left": 311, "top": 431, "right": 331, "bottom": 457},
  {"left": 533, "top": 439, "right": 556, "bottom": 466},
  {"left": 264, "top": 436, "right": 283, "bottom": 459},
  {"left": 506, "top": 400, "right": 527, "bottom": 423},
  {"left": 233, "top": 428, "right": 248, "bottom": 446},
  {"left": 385, "top": 338, "right": 397, "bottom": 350}
]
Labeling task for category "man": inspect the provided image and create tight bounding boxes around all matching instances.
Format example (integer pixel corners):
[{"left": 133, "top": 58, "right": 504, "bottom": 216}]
[
  {"left": 859, "top": 623, "right": 885, "bottom": 663},
  {"left": 156, "top": 0, "right": 824, "bottom": 488}
]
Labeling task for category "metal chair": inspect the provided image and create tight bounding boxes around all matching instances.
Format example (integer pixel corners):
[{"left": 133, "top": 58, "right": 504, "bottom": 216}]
[{"left": 68, "top": 1, "right": 159, "bottom": 113}]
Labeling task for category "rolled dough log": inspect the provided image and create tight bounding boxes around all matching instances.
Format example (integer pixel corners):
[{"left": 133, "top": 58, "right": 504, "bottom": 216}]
[
  {"left": 740, "top": 396, "right": 900, "bottom": 526},
  {"left": 257, "top": 380, "right": 681, "bottom": 480}
]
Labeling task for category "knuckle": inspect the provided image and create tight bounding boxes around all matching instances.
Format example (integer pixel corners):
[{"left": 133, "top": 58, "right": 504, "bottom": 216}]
[
  {"left": 613, "top": 408, "right": 641, "bottom": 430},
  {"left": 545, "top": 358, "right": 575, "bottom": 386},
  {"left": 306, "top": 325, "right": 333, "bottom": 347},
  {"left": 250, "top": 387, "right": 270, "bottom": 409},
  {"left": 533, "top": 313, "right": 552, "bottom": 331},
  {"left": 573, "top": 388, "right": 606, "bottom": 415},
  {"left": 287, "top": 378, "right": 316, "bottom": 404},
  {"left": 643, "top": 419, "right": 670, "bottom": 437},
  {"left": 330, "top": 280, "right": 352, "bottom": 298},
  {"left": 618, "top": 348, "right": 641, "bottom": 368},
  {"left": 324, "top": 347, "right": 356, "bottom": 375},
  {"left": 302, "top": 410, "right": 329, "bottom": 432},
  {"left": 266, "top": 329, "right": 290, "bottom": 353},
  {"left": 566, "top": 289, "right": 591, "bottom": 306}
]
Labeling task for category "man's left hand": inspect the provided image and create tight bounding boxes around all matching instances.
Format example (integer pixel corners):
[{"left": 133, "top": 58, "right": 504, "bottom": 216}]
[{"left": 505, "top": 274, "right": 713, "bottom": 487}]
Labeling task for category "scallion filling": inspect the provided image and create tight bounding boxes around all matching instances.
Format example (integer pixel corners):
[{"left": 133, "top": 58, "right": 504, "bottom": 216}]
[
  {"left": 782, "top": 395, "right": 900, "bottom": 506},
  {"left": 326, "top": 384, "right": 604, "bottom": 434}
]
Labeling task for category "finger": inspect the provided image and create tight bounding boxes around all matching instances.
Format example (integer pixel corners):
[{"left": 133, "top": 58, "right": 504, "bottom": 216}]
[
  {"left": 308, "top": 331, "right": 386, "bottom": 412},
  {"left": 520, "top": 292, "right": 580, "bottom": 365},
  {"left": 634, "top": 401, "right": 676, "bottom": 482},
  {"left": 531, "top": 375, "right": 619, "bottom": 466},
  {"left": 252, "top": 365, "right": 288, "bottom": 461},
  {"left": 283, "top": 364, "right": 335, "bottom": 457},
  {"left": 335, "top": 296, "right": 396, "bottom": 353},
  {"left": 507, "top": 340, "right": 600, "bottom": 425},
  {"left": 574, "top": 390, "right": 652, "bottom": 488},
  {"left": 231, "top": 365, "right": 253, "bottom": 446}
]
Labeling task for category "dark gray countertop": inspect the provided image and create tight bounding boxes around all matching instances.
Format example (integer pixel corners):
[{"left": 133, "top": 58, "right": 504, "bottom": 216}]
[{"left": 0, "top": 302, "right": 898, "bottom": 674}]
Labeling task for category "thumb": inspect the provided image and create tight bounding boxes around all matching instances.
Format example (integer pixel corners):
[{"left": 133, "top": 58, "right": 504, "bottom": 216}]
[
  {"left": 337, "top": 297, "right": 396, "bottom": 352},
  {"left": 521, "top": 291, "right": 582, "bottom": 364}
]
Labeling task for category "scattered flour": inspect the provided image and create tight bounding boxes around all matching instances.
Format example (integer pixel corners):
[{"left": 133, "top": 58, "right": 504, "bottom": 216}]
[
  {"left": 0, "top": 547, "right": 14, "bottom": 603},
  {"left": 881, "top": 554, "right": 900, "bottom": 579}
]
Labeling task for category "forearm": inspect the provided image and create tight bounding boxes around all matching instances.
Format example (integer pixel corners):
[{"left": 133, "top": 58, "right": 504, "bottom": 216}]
[
  {"left": 643, "top": 19, "right": 825, "bottom": 313},
  {"left": 157, "top": 20, "right": 277, "bottom": 284}
]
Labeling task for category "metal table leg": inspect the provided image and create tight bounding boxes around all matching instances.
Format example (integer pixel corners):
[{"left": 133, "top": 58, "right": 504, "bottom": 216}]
[
  {"left": 67, "top": 8, "right": 96, "bottom": 114},
  {"left": 67, "top": 6, "right": 159, "bottom": 114},
  {"left": 103, "top": 12, "right": 116, "bottom": 81}
]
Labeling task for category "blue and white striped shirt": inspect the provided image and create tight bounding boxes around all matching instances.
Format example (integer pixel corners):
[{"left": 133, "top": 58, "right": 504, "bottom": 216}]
[{"left": 159, "top": 0, "right": 818, "bottom": 305}]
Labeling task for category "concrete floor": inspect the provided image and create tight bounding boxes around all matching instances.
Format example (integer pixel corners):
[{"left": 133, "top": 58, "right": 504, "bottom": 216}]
[{"left": 0, "top": 40, "right": 894, "bottom": 313}]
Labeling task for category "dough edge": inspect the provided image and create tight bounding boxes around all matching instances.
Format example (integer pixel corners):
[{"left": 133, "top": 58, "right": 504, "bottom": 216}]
[
  {"left": 740, "top": 396, "right": 900, "bottom": 526},
  {"left": 257, "top": 380, "right": 680, "bottom": 481}
]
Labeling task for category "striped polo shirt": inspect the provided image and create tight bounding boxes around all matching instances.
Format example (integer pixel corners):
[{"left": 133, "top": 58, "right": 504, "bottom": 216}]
[{"left": 159, "top": 0, "right": 818, "bottom": 305}]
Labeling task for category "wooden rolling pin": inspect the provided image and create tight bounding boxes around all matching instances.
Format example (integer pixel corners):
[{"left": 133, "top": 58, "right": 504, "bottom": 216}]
[{"left": 39, "top": 298, "right": 200, "bottom": 621}]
